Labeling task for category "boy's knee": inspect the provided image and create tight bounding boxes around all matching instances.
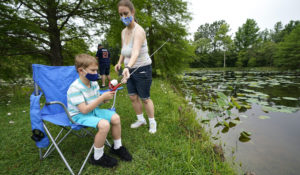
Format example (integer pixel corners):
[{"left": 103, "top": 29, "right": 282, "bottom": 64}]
[
  {"left": 111, "top": 114, "right": 120, "bottom": 125},
  {"left": 97, "top": 119, "right": 110, "bottom": 131}
]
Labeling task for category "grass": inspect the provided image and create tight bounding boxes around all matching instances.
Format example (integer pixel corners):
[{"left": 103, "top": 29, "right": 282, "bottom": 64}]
[{"left": 0, "top": 72, "right": 236, "bottom": 174}]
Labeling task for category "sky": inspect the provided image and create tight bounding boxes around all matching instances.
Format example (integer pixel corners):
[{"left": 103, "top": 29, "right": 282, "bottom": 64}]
[{"left": 187, "top": 0, "right": 300, "bottom": 38}]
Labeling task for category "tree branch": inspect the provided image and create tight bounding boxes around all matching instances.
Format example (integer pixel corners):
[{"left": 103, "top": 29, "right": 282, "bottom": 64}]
[
  {"left": 7, "top": 32, "right": 50, "bottom": 45},
  {"left": 32, "top": 0, "right": 47, "bottom": 12},
  {"left": 59, "top": 0, "right": 84, "bottom": 31},
  {"left": 19, "top": 0, "right": 47, "bottom": 18},
  {"left": 2, "top": 50, "right": 49, "bottom": 57}
]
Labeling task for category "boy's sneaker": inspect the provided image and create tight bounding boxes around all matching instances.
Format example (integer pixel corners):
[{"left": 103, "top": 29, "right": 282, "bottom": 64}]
[
  {"left": 89, "top": 153, "right": 118, "bottom": 168},
  {"left": 149, "top": 121, "right": 157, "bottom": 134},
  {"left": 130, "top": 120, "right": 147, "bottom": 128},
  {"left": 110, "top": 145, "right": 132, "bottom": 161},
  {"left": 100, "top": 85, "right": 106, "bottom": 88}
]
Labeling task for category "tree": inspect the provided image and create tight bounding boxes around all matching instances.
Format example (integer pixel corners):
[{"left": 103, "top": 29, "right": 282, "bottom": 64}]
[
  {"left": 215, "top": 23, "right": 232, "bottom": 67},
  {"left": 194, "top": 20, "right": 227, "bottom": 52},
  {"left": 234, "top": 19, "right": 260, "bottom": 67},
  {"left": 193, "top": 20, "right": 231, "bottom": 67},
  {"left": 274, "top": 24, "right": 300, "bottom": 69},
  {"left": 234, "top": 19, "right": 260, "bottom": 51},
  {"left": 270, "top": 21, "right": 284, "bottom": 43},
  {"left": 0, "top": 0, "right": 113, "bottom": 65}
]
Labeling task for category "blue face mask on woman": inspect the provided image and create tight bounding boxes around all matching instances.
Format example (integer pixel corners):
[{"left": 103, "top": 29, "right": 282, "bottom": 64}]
[
  {"left": 83, "top": 69, "right": 99, "bottom": 81},
  {"left": 121, "top": 16, "right": 133, "bottom": 26}
]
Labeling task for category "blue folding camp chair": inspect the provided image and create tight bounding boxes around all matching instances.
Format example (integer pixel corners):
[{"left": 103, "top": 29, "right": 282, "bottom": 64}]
[{"left": 30, "top": 64, "right": 122, "bottom": 175}]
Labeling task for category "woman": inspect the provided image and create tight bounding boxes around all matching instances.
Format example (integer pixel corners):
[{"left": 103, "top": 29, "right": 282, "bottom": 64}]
[{"left": 115, "top": 0, "right": 157, "bottom": 134}]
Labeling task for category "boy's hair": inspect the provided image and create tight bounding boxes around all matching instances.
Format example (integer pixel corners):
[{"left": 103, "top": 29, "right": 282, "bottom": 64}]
[
  {"left": 118, "top": 0, "right": 135, "bottom": 13},
  {"left": 75, "top": 54, "right": 98, "bottom": 72}
]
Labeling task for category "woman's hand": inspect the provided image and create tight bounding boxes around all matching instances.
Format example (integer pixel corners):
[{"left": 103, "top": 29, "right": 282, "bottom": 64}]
[
  {"left": 115, "top": 63, "right": 121, "bottom": 73},
  {"left": 121, "top": 68, "right": 130, "bottom": 83}
]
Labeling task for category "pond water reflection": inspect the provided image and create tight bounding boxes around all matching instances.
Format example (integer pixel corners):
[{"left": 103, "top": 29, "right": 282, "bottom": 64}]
[{"left": 179, "top": 70, "right": 300, "bottom": 175}]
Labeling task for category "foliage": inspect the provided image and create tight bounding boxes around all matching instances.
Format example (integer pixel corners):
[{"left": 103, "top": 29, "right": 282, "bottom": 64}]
[
  {"left": 0, "top": 0, "right": 113, "bottom": 65},
  {"left": 274, "top": 24, "right": 300, "bottom": 69},
  {"left": 193, "top": 20, "right": 234, "bottom": 68},
  {"left": 194, "top": 20, "right": 228, "bottom": 52}
]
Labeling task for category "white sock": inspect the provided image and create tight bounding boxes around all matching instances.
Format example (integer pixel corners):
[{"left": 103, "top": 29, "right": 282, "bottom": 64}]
[
  {"left": 149, "top": 117, "right": 156, "bottom": 123},
  {"left": 137, "top": 113, "right": 145, "bottom": 121},
  {"left": 94, "top": 145, "right": 104, "bottom": 160},
  {"left": 114, "top": 138, "right": 122, "bottom": 150}
]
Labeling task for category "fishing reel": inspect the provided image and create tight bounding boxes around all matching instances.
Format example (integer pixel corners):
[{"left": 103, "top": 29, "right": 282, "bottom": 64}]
[{"left": 109, "top": 79, "right": 122, "bottom": 91}]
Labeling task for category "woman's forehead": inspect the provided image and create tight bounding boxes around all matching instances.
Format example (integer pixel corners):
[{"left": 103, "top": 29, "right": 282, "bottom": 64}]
[{"left": 118, "top": 6, "right": 130, "bottom": 12}]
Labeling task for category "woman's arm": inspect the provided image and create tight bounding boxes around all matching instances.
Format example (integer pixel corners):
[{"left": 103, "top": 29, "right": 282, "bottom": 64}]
[{"left": 126, "top": 27, "right": 146, "bottom": 68}]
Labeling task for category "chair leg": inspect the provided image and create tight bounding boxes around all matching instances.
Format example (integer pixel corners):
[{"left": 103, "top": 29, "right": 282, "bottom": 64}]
[
  {"left": 43, "top": 128, "right": 72, "bottom": 159},
  {"left": 43, "top": 123, "right": 75, "bottom": 175},
  {"left": 105, "top": 139, "right": 111, "bottom": 147}
]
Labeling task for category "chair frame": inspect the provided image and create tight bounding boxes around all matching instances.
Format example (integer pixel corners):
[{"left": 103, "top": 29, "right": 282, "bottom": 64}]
[{"left": 33, "top": 81, "right": 112, "bottom": 175}]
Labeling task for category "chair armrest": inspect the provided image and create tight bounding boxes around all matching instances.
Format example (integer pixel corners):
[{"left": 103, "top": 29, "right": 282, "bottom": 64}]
[{"left": 45, "top": 101, "right": 78, "bottom": 125}]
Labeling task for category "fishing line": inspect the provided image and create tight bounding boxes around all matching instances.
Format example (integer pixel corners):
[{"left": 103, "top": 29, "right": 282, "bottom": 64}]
[{"left": 123, "top": 38, "right": 170, "bottom": 81}]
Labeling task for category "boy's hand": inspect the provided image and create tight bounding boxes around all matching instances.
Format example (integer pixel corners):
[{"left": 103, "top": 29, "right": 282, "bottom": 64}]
[{"left": 101, "top": 91, "right": 115, "bottom": 101}]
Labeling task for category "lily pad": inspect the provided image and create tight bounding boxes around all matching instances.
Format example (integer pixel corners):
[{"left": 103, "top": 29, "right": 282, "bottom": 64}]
[
  {"left": 259, "top": 115, "right": 270, "bottom": 119},
  {"left": 240, "top": 89, "right": 255, "bottom": 93},
  {"left": 214, "top": 122, "right": 223, "bottom": 128},
  {"left": 239, "top": 131, "right": 252, "bottom": 142},
  {"left": 231, "top": 97, "right": 241, "bottom": 109},
  {"left": 282, "top": 97, "right": 298, "bottom": 101},
  {"left": 221, "top": 126, "right": 229, "bottom": 133},
  {"left": 201, "top": 119, "right": 210, "bottom": 124},
  {"left": 239, "top": 135, "right": 251, "bottom": 142},
  {"left": 240, "top": 114, "right": 248, "bottom": 118},
  {"left": 241, "top": 131, "right": 252, "bottom": 137},
  {"left": 202, "top": 76, "right": 208, "bottom": 81}
]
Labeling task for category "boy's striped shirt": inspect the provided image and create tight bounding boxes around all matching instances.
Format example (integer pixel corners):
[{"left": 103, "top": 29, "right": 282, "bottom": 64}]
[{"left": 67, "top": 78, "right": 100, "bottom": 116}]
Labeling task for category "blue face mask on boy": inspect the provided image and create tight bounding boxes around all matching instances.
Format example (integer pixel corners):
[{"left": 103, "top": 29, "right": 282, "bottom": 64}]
[
  {"left": 121, "top": 16, "right": 133, "bottom": 26},
  {"left": 83, "top": 69, "right": 99, "bottom": 81}
]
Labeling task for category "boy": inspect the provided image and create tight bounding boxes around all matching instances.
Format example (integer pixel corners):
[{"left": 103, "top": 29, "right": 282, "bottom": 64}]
[{"left": 67, "top": 54, "right": 132, "bottom": 168}]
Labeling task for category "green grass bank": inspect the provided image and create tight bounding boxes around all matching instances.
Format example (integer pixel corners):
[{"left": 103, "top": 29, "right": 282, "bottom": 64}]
[{"left": 0, "top": 75, "right": 235, "bottom": 174}]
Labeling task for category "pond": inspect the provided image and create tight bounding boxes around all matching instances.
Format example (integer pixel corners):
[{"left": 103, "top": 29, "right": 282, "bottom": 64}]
[{"left": 178, "top": 70, "right": 300, "bottom": 175}]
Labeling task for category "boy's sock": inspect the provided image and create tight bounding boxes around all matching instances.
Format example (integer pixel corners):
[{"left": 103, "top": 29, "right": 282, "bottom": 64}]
[
  {"left": 94, "top": 145, "right": 104, "bottom": 160},
  {"left": 113, "top": 138, "right": 122, "bottom": 150},
  {"left": 137, "top": 113, "right": 146, "bottom": 121}
]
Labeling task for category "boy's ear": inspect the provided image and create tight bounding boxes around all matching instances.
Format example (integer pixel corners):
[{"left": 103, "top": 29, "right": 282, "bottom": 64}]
[{"left": 78, "top": 67, "right": 84, "bottom": 74}]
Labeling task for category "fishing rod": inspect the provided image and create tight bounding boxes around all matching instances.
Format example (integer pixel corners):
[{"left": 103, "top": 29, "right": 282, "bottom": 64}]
[{"left": 128, "top": 38, "right": 170, "bottom": 76}]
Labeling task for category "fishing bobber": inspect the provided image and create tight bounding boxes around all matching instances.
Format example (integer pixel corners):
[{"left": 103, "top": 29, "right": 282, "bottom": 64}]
[
  {"left": 109, "top": 79, "right": 121, "bottom": 91},
  {"left": 111, "top": 79, "right": 118, "bottom": 86}
]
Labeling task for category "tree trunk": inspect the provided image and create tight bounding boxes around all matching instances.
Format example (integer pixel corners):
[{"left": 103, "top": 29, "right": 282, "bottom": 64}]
[
  {"left": 47, "top": 1, "right": 63, "bottom": 66},
  {"left": 49, "top": 31, "right": 63, "bottom": 66},
  {"left": 223, "top": 51, "right": 226, "bottom": 68}
]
